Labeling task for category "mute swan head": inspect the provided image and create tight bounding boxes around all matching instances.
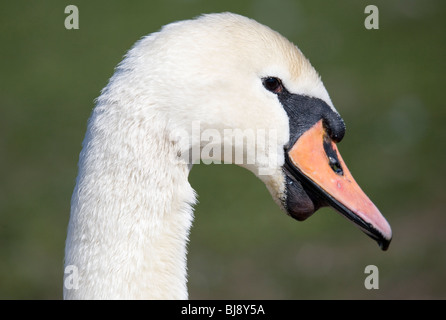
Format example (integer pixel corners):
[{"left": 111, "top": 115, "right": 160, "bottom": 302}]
[
  {"left": 124, "top": 12, "right": 391, "bottom": 244},
  {"left": 65, "top": 12, "right": 391, "bottom": 299}
]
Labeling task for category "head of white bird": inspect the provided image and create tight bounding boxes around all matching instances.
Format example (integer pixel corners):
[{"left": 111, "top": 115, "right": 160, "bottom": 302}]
[{"left": 146, "top": 13, "right": 392, "bottom": 250}]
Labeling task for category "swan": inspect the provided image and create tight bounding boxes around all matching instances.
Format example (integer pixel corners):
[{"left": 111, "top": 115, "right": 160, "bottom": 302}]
[{"left": 64, "top": 12, "right": 392, "bottom": 299}]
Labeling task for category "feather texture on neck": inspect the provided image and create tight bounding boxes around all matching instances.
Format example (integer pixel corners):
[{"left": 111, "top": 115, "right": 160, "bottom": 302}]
[{"left": 64, "top": 71, "right": 196, "bottom": 298}]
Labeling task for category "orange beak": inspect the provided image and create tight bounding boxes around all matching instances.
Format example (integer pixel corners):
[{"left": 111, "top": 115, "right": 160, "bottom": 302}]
[{"left": 286, "top": 120, "right": 392, "bottom": 250}]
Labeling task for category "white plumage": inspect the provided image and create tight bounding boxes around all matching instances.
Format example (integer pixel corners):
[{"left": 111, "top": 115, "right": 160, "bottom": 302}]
[{"left": 64, "top": 12, "right": 391, "bottom": 299}]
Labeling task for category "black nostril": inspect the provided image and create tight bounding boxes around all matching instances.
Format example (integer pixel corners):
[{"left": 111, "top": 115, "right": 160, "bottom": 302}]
[
  {"left": 328, "top": 156, "right": 343, "bottom": 175},
  {"left": 323, "top": 135, "right": 344, "bottom": 176}
]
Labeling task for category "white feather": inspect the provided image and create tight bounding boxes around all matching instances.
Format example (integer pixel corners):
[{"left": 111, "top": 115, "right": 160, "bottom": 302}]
[{"left": 64, "top": 12, "right": 335, "bottom": 299}]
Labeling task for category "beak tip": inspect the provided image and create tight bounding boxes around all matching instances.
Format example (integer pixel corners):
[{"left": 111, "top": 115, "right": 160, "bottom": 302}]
[
  {"left": 375, "top": 223, "right": 392, "bottom": 251},
  {"left": 378, "top": 237, "right": 391, "bottom": 251},
  {"left": 379, "top": 220, "right": 392, "bottom": 251},
  {"left": 371, "top": 219, "right": 392, "bottom": 251}
]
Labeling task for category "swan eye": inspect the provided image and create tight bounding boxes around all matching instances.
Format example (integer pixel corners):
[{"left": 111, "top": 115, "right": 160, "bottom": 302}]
[{"left": 262, "top": 77, "right": 283, "bottom": 94}]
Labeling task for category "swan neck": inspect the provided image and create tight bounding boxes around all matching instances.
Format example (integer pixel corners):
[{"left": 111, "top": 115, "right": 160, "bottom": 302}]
[{"left": 64, "top": 103, "right": 196, "bottom": 299}]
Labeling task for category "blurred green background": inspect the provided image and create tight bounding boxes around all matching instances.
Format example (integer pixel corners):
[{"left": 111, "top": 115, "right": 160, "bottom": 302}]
[{"left": 0, "top": 0, "right": 445, "bottom": 299}]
